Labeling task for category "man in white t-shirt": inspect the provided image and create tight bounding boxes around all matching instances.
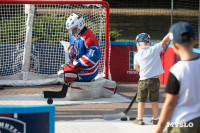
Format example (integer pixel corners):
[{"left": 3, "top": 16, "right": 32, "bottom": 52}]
[
  {"left": 154, "top": 22, "right": 200, "bottom": 133},
  {"left": 133, "top": 33, "right": 169, "bottom": 125}
]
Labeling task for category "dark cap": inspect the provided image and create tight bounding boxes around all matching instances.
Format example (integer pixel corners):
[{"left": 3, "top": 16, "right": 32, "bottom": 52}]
[
  {"left": 136, "top": 33, "right": 151, "bottom": 43},
  {"left": 169, "top": 21, "right": 195, "bottom": 43}
]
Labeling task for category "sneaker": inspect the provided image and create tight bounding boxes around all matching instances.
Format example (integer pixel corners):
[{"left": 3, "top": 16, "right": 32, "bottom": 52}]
[
  {"left": 133, "top": 118, "right": 145, "bottom": 125},
  {"left": 151, "top": 119, "right": 159, "bottom": 125}
]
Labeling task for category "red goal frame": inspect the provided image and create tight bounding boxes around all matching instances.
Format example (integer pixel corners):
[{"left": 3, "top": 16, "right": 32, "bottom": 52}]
[{"left": 0, "top": 0, "right": 110, "bottom": 79}]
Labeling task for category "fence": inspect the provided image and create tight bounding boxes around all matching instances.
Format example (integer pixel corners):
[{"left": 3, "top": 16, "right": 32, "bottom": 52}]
[
  {"left": 106, "top": 0, "right": 200, "bottom": 83},
  {"left": 107, "top": 0, "right": 199, "bottom": 48}
]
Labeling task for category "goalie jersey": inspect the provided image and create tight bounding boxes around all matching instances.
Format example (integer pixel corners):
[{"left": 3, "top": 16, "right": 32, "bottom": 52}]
[{"left": 69, "top": 27, "right": 101, "bottom": 81}]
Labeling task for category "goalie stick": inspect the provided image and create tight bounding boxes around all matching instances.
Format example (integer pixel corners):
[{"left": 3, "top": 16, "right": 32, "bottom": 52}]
[
  {"left": 103, "top": 42, "right": 170, "bottom": 121},
  {"left": 42, "top": 83, "right": 70, "bottom": 104},
  {"left": 41, "top": 41, "right": 71, "bottom": 104}
]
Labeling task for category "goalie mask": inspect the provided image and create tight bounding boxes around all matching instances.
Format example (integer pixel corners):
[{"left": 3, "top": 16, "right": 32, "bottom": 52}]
[{"left": 66, "top": 13, "right": 85, "bottom": 40}]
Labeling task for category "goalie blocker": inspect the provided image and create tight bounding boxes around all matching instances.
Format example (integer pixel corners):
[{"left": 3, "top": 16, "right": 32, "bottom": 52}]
[{"left": 63, "top": 60, "right": 81, "bottom": 82}]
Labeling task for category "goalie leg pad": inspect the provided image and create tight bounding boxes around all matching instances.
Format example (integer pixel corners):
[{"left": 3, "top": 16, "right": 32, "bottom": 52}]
[
  {"left": 101, "top": 78, "right": 117, "bottom": 98},
  {"left": 66, "top": 78, "right": 116, "bottom": 101},
  {"left": 67, "top": 79, "right": 105, "bottom": 101}
]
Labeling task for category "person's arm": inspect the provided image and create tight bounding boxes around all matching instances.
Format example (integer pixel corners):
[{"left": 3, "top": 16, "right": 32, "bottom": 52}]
[
  {"left": 134, "top": 64, "right": 140, "bottom": 72},
  {"left": 151, "top": 33, "right": 169, "bottom": 53},
  {"left": 154, "top": 93, "right": 178, "bottom": 133},
  {"left": 160, "top": 33, "right": 170, "bottom": 47},
  {"left": 134, "top": 53, "right": 140, "bottom": 72}
]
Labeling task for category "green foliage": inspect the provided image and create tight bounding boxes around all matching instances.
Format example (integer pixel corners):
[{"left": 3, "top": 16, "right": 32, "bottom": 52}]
[
  {"left": 109, "top": 28, "right": 121, "bottom": 41},
  {"left": 0, "top": 14, "right": 106, "bottom": 44},
  {"left": 0, "top": 16, "right": 26, "bottom": 44},
  {"left": 85, "top": 21, "right": 104, "bottom": 41},
  {"left": 32, "top": 14, "right": 68, "bottom": 43}
]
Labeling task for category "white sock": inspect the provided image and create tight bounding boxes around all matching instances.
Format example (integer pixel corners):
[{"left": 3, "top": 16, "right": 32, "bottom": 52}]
[{"left": 152, "top": 117, "right": 159, "bottom": 120}]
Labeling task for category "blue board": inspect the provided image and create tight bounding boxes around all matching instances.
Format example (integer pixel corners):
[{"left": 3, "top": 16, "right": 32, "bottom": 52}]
[{"left": 0, "top": 105, "right": 55, "bottom": 133}]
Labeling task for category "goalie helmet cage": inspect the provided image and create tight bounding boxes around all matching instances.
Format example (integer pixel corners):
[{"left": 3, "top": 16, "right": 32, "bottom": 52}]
[{"left": 0, "top": 0, "right": 110, "bottom": 86}]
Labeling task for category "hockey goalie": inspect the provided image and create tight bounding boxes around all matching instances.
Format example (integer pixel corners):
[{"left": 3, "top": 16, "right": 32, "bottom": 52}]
[{"left": 41, "top": 13, "right": 116, "bottom": 103}]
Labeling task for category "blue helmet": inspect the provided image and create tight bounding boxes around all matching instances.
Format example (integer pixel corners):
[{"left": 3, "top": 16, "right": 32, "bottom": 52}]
[{"left": 136, "top": 33, "right": 151, "bottom": 43}]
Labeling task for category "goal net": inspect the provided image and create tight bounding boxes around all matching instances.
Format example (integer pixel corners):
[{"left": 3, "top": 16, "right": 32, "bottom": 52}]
[{"left": 0, "top": 0, "right": 110, "bottom": 86}]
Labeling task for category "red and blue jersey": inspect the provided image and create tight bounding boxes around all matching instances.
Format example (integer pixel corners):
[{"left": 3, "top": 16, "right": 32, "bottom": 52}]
[{"left": 69, "top": 27, "right": 101, "bottom": 81}]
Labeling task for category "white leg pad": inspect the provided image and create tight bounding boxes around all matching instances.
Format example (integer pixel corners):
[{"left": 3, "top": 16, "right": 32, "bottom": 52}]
[
  {"left": 101, "top": 78, "right": 116, "bottom": 98},
  {"left": 67, "top": 78, "right": 105, "bottom": 101},
  {"left": 67, "top": 78, "right": 116, "bottom": 101}
]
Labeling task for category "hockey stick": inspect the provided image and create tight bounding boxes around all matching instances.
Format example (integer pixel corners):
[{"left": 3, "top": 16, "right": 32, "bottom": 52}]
[
  {"left": 160, "top": 43, "right": 170, "bottom": 57},
  {"left": 103, "top": 93, "right": 137, "bottom": 120},
  {"left": 42, "top": 83, "right": 70, "bottom": 104},
  {"left": 43, "top": 83, "right": 69, "bottom": 98}
]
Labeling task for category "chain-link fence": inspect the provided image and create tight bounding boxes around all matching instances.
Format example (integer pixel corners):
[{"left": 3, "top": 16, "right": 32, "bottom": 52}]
[{"left": 107, "top": 0, "right": 199, "bottom": 48}]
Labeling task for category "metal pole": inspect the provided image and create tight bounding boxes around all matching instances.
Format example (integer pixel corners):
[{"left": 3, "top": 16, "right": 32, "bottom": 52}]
[
  {"left": 22, "top": 4, "right": 35, "bottom": 80},
  {"left": 171, "top": 0, "right": 173, "bottom": 26}
]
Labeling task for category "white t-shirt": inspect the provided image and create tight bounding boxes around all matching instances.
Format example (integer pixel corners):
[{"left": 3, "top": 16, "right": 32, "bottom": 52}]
[
  {"left": 166, "top": 57, "right": 200, "bottom": 123},
  {"left": 134, "top": 43, "right": 164, "bottom": 80}
]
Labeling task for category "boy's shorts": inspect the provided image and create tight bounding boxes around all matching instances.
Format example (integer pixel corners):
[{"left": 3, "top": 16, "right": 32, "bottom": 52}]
[
  {"left": 136, "top": 78, "right": 160, "bottom": 102},
  {"left": 167, "top": 117, "right": 200, "bottom": 133}
]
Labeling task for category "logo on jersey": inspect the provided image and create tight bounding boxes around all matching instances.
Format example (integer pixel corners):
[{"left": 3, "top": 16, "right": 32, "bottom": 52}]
[
  {"left": 66, "top": 23, "right": 69, "bottom": 29},
  {"left": 69, "top": 43, "right": 79, "bottom": 59}
]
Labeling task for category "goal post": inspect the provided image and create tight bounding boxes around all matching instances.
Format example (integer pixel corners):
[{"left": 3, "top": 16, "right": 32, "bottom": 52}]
[{"left": 0, "top": 0, "right": 110, "bottom": 86}]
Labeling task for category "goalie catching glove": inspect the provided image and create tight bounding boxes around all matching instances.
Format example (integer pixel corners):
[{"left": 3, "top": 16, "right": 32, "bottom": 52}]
[{"left": 64, "top": 60, "right": 81, "bottom": 82}]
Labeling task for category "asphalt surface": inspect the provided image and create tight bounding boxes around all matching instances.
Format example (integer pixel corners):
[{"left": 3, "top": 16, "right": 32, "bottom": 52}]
[{"left": 0, "top": 82, "right": 166, "bottom": 121}]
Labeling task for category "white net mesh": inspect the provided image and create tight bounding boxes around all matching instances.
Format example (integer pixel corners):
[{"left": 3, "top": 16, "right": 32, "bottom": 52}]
[
  {"left": 0, "top": 5, "right": 25, "bottom": 78},
  {"left": 0, "top": 3, "right": 109, "bottom": 86}
]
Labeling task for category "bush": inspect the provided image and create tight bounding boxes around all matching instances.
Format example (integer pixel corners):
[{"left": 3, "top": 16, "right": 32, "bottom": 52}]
[
  {"left": 32, "top": 14, "right": 68, "bottom": 43},
  {"left": 109, "top": 28, "right": 121, "bottom": 41},
  {"left": 0, "top": 14, "right": 119, "bottom": 43}
]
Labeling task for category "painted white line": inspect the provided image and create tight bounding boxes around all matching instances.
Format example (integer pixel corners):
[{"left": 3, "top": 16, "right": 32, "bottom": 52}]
[{"left": 0, "top": 94, "right": 131, "bottom": 106}]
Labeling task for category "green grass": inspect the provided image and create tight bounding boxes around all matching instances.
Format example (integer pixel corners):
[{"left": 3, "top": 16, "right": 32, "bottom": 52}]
[{"left": 109, "top": 13, "right": 198, "bottom": 43}]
